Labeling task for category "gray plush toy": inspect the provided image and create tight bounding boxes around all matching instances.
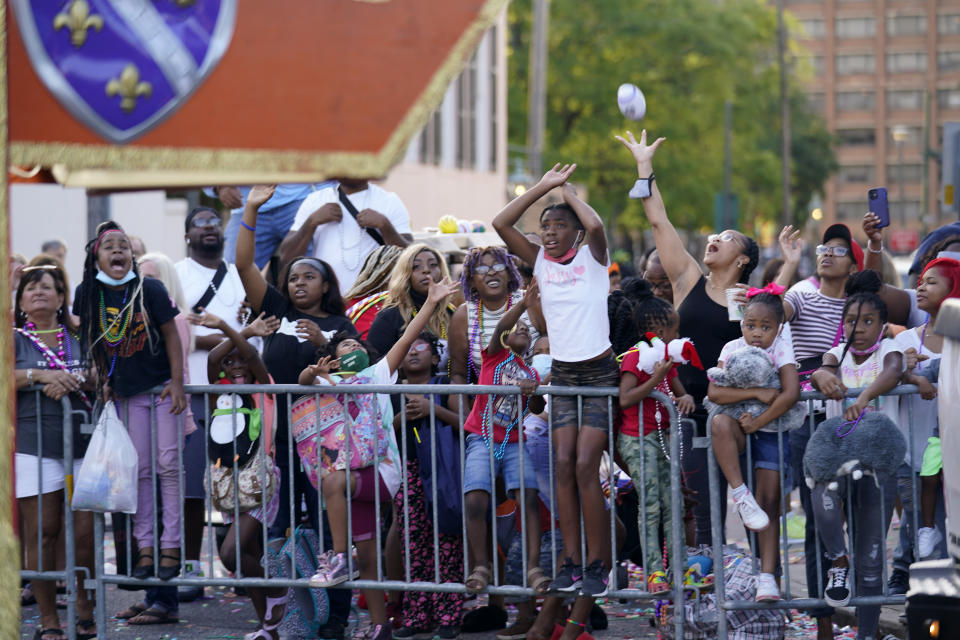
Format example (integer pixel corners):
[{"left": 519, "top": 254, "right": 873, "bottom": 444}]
[
  {"left": 802, "top": 412, "right": 907, "bottom": 490},
  {"left": 703, "top": 345, "right": 805, "bottom": 432}
]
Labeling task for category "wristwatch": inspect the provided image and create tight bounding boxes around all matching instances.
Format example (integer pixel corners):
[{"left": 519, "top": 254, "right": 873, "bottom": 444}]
[{"left": 629, "top": 173, "right": 656, "bottom": 199}]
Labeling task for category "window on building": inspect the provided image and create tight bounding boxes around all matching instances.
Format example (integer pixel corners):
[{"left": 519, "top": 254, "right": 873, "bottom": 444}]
[
  {"left": 887, "top": 163, "right": 924, "bottom": 183},
  {"left": 887, "top": 15, "right": 927, "bottom": 37},
  {"left": 886, "top": 89, "right": 924, "bottom": 111},
  {"left": 456, "top": 49, "right": 478, "bottom": 169},
  {"left": 836, "top": 17, "right": 876, "bottom": 38},
  {"left": 836, "top": 54, "right": 875, "bottom": 75},
  {"left": 836, "top": 90, "right": 875, "bottom": 111},
  {"left": 939, "top": 88, "right": 960, "bottom": 109},
  {"left": 418, "top": 110, "right": 442, "bottom": 166},
  {"left": 799, "top": 18, "right": 826, "bottom": 38},
  {"left": 938, "top": 51, "right": 960, "bottom": 71},
  {"left": 838, "top": 164, "right": 875, "bottom": 184},
  {"left": 807, "top": 92, "right": 825, "bottom": 114},
  {"left": 888, "top": 125, "right": 923, "bottom": 146},
  {"left": 836, "top": 128, "right": 876, "bottom": 146},
  {"left": 488, "top": 27, "right": 498, "bottom": 172},
  {"left": 886, "top": 52, "right": 927, "bottom": 73},
  {"left": 938, "top": 14, "right": 960, "bottom": 35},
  {"left": 836, "top": 201, "right": 867, "bottom": 220}
]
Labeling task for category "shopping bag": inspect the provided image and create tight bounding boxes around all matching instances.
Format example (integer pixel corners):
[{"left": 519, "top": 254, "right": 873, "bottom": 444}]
[{"left": 72, "top": 401, "right": 139, "bottom": 513}]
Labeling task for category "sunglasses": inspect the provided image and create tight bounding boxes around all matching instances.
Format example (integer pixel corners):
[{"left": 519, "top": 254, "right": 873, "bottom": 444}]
[
  {"left": 707, "top": 232, "right": 739, "bottom": 244},
  {"left": 474, "top": 263, "right": 508, "bottom": 277},
  {"left": 191, "top": 217, "right": 221, "bottom": 228},
  {"left": 816, "top": 244, "right": 850, "bottom": 258},
  {"left": 407, "top": 343, "right": 431, "bottom": 354}
]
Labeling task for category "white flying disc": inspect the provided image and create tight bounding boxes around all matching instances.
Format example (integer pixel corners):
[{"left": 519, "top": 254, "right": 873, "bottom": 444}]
[{"left": 617, "top": 83, "right": 646, "bottom": 121}]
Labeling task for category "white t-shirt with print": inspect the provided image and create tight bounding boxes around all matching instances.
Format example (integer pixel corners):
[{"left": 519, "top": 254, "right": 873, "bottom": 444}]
[
  {"left": 175, "top": 258, "right": 246, "bottom": 385},
  {"left": 290, "top": 184, "right": 411, "bottom": 296},
  {"left": 824, "top": 339, "right": 903, "bottom": 421},
  {"left": 532, "top": 245, "right": 611, "bottom": 363},
  {"left": 717, "top": 332, "right": 798, "bottom": 433},
  {"left": 893, "top": 327, "right": 940, "bottom": 471}
]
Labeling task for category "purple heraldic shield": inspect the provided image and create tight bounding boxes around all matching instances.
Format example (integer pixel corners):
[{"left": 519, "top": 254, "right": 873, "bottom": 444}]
[{"left": 11, "top": 0, "right": 237, "bottom": 144}]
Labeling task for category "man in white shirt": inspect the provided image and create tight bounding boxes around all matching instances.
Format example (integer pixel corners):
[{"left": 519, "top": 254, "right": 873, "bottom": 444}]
[{"left": 279, "top": 179, "right": 412, "bottom": 295}]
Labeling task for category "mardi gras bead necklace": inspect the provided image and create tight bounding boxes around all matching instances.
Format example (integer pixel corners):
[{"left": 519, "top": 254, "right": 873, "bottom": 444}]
[
  {"left": 99, "top": 285, "right": 132, "bottom": 377},
  {"left": 480, "top": 351, "right": 530, "bottom": 460},
  {"left": 468, "top": 296, "right": 512, "bottom": 381},
  {"left": 20, "top": 322, "right": 67, "bottom": 370}
]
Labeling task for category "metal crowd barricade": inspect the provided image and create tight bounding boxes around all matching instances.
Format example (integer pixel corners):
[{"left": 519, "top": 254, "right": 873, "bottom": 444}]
[
  {"left": 706, "top": 384, "right": 932, "bottom": 639},
  {"left": 68, "top": 382, "right": 690, "bottom": 639},
  {"left": 18, "top": 390, "right": 89, "bottom": 640}
]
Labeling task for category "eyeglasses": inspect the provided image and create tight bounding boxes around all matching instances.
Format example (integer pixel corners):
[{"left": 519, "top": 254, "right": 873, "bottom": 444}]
[
  {"left": 191, "top": 217, "right": 220, "bottom": 228},
  {"left": 408, "top": 343, "right": 431, "bottom": 354},
  {"left": 707, "top": 232, "right": 738, "bottom": 244},
  {"left": 474, "top": 263, "right": 507, "bottom": 277},
  {"left": 816, "top": 245, "right": 849, "bottom": 258},
  {"left": 644, "top": 275, "right": 672, "bottom": 292}
]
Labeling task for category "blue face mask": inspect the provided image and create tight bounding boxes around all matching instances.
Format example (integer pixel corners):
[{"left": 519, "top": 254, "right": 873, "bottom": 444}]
[
  {"left": 531, "top": 353, "right": 553, "bottom": 378},
  {"left": 96, "top": 269, "right": 136, "bottom": 286}
]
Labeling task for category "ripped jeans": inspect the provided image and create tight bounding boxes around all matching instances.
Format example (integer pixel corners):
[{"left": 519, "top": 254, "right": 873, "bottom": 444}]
[{"left": 811, "top": 474, "right": 896, "bottom": 640}]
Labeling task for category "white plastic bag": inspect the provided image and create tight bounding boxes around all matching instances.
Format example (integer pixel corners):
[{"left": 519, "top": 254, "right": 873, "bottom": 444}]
[{"left": 72, "top": 401, "right": 139, "bottom": 513}]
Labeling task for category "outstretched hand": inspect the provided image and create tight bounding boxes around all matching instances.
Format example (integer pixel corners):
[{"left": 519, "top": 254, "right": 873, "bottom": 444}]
[
  {"left": 522, "top": 279, "right": 540, "bottom": 307},
  {"left": 537, "top": 163, "right": 576, "bottom": 191},
  {"left": 615, "top": 130, "right": 665, "bottom": 166},
  {"left": 427, "top": 277, "right": 459, "bottom": 304},
  {"left": 247, "top": 185, "right": 276, "bottom": 209},
  {"left": 778, "top": 225, "right": 802, "bottom": 264}
]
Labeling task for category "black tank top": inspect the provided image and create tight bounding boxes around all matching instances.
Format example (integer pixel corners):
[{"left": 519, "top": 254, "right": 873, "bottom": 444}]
[{"left": 677, "top": 276, "right": 742, "bottom": 407}]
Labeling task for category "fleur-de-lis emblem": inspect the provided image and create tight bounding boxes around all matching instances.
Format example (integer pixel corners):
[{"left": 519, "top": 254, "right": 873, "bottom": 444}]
[
  {"left": 105, "top": 65, "right": 153, "bottom": 113},
  {"left": 53, "top": 0, "right": 104, "bottom": 48}
]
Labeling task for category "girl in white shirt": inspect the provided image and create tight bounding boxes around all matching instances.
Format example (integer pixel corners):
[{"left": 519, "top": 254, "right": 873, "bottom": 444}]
[{"left": 493, "top": 163, "right": 619, "bottom": 598}]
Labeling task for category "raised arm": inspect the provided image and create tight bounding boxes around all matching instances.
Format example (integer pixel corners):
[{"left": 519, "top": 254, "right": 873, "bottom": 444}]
[
  {"left": 202, "top": 311, "right": 270, "bottom": 385},
  {"left": 493, "top": 163, "right": 576, "bottom": 265},
  {"left": 235, "top": 185, "right": 275, "bottom": 313},
  {"left": 615, "top": 130, "right": 702, "bottom": 303},
  {"left": 775, "top": 225, "right": 802, "bottom": 321},
  {"left": 486, "top": 280, "right": 538, "bottom": 358},
  {"left": 385, "top": 278, "right": 459, "bottom": 374},
  {"left": 862, "top": 213, "right": 911, "bottom": 325},
  {"left": 561, "top": 184, "right": 607, "bottom": 265}
]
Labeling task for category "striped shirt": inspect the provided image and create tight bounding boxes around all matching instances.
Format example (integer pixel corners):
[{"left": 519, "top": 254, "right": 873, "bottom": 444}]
[{"left": 785, "top": 289, "right": 845, "bottom": 360}]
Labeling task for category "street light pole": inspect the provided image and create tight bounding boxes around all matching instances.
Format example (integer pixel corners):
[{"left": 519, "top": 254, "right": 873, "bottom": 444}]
[
  {"left": 891, "top": 124, "right": 909, "bottom": 228},
  {"left": 527, "top": 0, "right": 549, "bottom": 179}
]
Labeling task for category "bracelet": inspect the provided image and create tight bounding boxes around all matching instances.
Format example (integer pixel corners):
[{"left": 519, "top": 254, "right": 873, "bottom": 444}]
[
  {"left": 867, "top": 242, "right": 883, "bottom": 254},
  {"left": 566, "top": 619, "right": 585, "bottom": 629},
  {"left": 239, "top": 219, "right": 256, "bottom": 232},
  {"left": 26, "top": 368, "right": 33, "bottom": 384}
]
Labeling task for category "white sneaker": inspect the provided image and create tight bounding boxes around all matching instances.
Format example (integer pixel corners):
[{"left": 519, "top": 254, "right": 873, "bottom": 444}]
[
  {"left": 824, "top": 565, "right": 851, "bottom": 607},
  {"left": 755, "top": 573, "right": 781, "bottom": 602},
  {"left": 734, "top": 491, "right": 770, "bottom": 531},
  {"left": 917, "top": 527, "right": 943, "bottom": 559}
]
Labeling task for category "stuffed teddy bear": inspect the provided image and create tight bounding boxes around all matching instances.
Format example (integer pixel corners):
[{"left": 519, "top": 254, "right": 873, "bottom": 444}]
[
  {"left": 802, "top": 412, "right": 906, "bottom": 490},
  {"left": 629, "top": 332, "right": 702, "bottom": 375},
  {"left": 703, "top": 345, "right": 805, "bottom": 432}
]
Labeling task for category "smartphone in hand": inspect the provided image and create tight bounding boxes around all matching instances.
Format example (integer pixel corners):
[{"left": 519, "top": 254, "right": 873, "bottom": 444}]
[{"left": 868, "top": 187, "right": 890, "bottom": 228}]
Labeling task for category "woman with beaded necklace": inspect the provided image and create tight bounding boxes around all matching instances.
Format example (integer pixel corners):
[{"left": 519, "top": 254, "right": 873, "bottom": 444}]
[{"left": 15, "top": 262, "right": 96, "bottom": 640}]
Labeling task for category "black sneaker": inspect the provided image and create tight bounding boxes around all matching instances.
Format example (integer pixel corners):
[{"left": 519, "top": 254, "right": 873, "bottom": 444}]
[
  {"left": 317, "top": 617, "right": 348, "bottom": 640},
  {"left": 437, "top": 625, "right": 460, "bottom": 639},
  {"left": 824, "top": 565, "right": 851, "bottom": 607},
  {"left": 548, "top": 557, "right": 583, "bottom": 593},
  {"left": 887, "top": 568, "right": 909, "bottom": 596},
  {"left": 580, "top": 559, "right": 610, "bottom": 597}
]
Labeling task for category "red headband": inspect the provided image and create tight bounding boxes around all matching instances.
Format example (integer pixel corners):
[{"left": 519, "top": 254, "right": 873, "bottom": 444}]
[
  {"left": 920, "top": 257, "right": 960, "bottom": 305},
  {"left": 93, "top": 229, "right": 126, "bottom": 254}
]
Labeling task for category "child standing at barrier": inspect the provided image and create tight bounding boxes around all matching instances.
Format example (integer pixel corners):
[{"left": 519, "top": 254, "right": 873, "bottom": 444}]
[
  {"left": 302, "top": 278, "right": 458, "bottom": 640},
  {"left": 461, "top": 283, "right": 547, "bottom": 595},
  {"left": 493, "top": 164, "right": 619, "bottom": 597},
  {"left": 616, "top": 281, "right": 694, "bottom": 593},
  {"left": 708, "top": 289, "right": 800, "bottom": 602},
  {"left": 896, "top": 258, "right": 960, "bottom": 560},
  {"left": 75, "top": 221, "right": 187, "bottom": 582},
  {"left": 201, "top": 311, "right": 286, "bottom": 640},
  {"left": 390, "top": 331, "right": 465, "bottom": 639},
  {"left": 809, "top": 272, "right": 903, "bottom": 639}
]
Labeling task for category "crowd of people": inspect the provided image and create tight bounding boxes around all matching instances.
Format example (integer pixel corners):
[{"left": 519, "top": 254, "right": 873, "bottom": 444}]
[{"left": 14, "top": 132, "right": 960, "bottom": 640}]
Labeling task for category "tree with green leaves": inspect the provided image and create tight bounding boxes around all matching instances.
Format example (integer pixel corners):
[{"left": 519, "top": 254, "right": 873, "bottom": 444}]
[{"left": 508, "top": 0, "right": 835, "bottom": 249}]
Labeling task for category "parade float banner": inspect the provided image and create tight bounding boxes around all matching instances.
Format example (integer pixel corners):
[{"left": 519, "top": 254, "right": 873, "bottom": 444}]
[{"left": 7, "top": 0, "right": 507, "bottom": 188}]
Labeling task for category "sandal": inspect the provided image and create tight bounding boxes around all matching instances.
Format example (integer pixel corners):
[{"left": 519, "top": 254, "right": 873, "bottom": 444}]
[
  {"left": 464, "top": 564, "right": 492, "bottom": 594},
  {"left": 527, "top": 566, "right": 551, "bottom": 594},
  {"left": 115, "top": 602, "right": 148, "bottom": 619},
  {"left": 126, "top": 606, "right": 179, "bottom": 625},
  {"left": 76, "top": 619, "right": 97, "bottom": 640},
  {"left": 33, "top": 628, "right": 66, "bottom": 640},
  {"left": 647, "top": 570, "right": 670, "bottom": 594}
]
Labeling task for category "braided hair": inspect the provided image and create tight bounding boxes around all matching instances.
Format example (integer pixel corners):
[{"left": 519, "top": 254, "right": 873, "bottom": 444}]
[
  {"left": 76, "top": 221, "right": 151, "bottom": 390},
  {"left": 459, "top": 246, "right": 523, "bottom": 302},
  {"left": 737, "top": 233, "right": 760, "bottom": 284},
  {"left": 607, "top": 289, "right": 638, "bottom": 356},
  {"left": 836, "top": 270, "right": 887, "bottom": 365},
  {"left": 631, "top": 279, "right": 676, "bottom": 344}
]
